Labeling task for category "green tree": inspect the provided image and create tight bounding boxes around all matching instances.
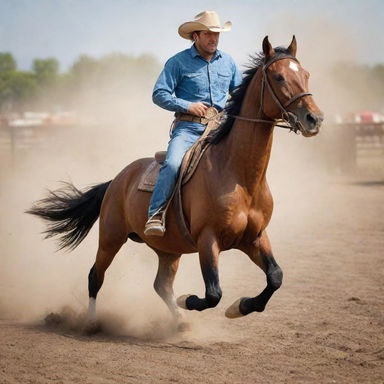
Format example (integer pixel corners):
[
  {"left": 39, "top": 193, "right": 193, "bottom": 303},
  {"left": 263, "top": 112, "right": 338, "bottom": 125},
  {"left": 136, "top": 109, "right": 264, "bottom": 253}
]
[
  {"left": 32, "top": 58, "right": 59, "bottom": 85},
  {"left": 0, "top": 71, "right": 37, "bottom": 112},
  {"left": 70, "top": 55, "right": 98, "bottom": 79},
  {"left": 0, "top": 53, "right": 17, "bottom": 73}
]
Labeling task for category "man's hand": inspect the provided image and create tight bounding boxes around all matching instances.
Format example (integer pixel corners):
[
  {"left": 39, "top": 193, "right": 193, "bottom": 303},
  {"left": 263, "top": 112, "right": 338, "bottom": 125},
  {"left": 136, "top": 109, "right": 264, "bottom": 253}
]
[{"left": 188, "top": 102, "right": 209, "bottom": 117}]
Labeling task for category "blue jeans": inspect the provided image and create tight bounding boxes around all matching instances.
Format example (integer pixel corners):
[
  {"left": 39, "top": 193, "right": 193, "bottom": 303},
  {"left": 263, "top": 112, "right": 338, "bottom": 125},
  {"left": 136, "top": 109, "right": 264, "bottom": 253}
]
[{"left": 148, "top": 120, "right": 206, "bottom": 218}]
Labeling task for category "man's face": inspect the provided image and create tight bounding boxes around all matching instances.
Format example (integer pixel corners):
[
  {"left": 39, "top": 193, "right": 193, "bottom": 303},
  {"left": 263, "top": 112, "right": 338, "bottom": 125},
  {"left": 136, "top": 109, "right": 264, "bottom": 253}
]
[{"left": 194, "top": 30, "right": 220, "bottom": 55}]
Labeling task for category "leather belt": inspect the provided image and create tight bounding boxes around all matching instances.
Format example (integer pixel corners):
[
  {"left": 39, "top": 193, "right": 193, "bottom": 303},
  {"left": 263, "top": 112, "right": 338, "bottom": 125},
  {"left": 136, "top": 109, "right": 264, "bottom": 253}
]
[{"left": 176, "top": 113, "right": 209, "bottom": 125}]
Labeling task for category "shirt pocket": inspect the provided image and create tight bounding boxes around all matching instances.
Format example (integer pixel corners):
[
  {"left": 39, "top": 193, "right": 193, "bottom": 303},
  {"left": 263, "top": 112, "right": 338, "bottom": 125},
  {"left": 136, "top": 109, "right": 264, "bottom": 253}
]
[
  {"left": 181, "top": 72, "right": 205, "bottom": 96},
  {"left": 217, "top": 72, "right": 232, "bottom": 92}
]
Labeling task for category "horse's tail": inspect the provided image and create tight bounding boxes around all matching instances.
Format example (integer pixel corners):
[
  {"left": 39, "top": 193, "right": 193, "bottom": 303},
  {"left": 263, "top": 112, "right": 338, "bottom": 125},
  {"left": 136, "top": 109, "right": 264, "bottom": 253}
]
[{"left": 27, "top": 181, "right": 112, "bottom": 251}]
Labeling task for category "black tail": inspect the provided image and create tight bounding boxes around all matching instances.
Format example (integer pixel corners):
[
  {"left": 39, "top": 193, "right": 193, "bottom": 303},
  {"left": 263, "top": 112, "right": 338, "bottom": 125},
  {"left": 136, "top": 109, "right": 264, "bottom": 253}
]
[{"left": 27, "top": 181, "right": 112, "bottom": 250}]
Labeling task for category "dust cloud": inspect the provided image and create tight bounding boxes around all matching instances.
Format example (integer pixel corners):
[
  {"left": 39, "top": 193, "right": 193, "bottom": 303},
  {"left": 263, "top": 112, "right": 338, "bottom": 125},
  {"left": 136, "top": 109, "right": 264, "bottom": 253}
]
[{"left": 0, "top": 15, "right": 382, "bottom": 342}]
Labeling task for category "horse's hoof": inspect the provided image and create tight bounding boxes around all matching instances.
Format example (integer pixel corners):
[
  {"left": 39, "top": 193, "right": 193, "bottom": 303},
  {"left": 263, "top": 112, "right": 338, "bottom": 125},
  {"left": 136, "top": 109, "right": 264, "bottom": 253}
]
[
  {"left": 176, "top": 294, "right": 191, "bottom": 309},
  {"left": 225, "top": 298, "right": 246, "bottom": 319},
  {"left": 177, "top": 322, "right": 191, "bottom": 333}
]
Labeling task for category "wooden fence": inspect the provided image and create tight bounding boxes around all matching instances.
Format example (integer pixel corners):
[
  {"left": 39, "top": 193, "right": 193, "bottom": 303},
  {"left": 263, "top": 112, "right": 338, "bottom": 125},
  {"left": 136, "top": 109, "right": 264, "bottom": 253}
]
[
  {"left": 0, "top": 125, "right": 62, "bottom": 168},
  {"left": 322, "top": 122, "right": 384, "bottom": 171}
]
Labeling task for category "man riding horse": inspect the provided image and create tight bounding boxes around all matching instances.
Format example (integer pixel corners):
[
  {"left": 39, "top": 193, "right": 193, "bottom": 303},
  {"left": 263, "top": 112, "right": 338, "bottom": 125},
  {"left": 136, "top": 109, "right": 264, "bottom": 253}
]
[
  {"left": 28, "top": 27, "right": 324, "bottom": 326},
  {"left": 144, "top": 10, "right": 242, "bottom": 236}
]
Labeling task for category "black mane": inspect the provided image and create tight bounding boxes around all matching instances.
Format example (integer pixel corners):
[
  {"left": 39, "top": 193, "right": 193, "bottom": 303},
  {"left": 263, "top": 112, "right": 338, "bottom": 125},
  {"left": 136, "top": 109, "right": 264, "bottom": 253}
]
[{"left": 209, "top": 47, "right": 291, "bottom": 144}]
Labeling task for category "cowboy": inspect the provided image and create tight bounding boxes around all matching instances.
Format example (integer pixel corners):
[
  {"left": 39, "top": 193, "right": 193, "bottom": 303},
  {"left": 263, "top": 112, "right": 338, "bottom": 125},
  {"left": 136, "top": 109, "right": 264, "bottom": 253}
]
[{"left": 144, "top": 10, "right": 242, "bottom": 236}]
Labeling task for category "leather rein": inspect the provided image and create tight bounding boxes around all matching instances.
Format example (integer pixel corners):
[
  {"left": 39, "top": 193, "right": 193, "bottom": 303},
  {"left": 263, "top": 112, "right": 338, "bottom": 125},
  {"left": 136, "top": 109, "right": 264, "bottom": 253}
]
[{"left": 228, "top": 54, "right": 312, "bottom": 133}]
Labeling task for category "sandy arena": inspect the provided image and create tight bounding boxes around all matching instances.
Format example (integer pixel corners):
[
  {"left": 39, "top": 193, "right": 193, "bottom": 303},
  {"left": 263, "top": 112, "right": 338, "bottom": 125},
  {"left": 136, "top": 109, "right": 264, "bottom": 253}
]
[{"left": 0, "top": 112, "right": 383, "bottom": 383}]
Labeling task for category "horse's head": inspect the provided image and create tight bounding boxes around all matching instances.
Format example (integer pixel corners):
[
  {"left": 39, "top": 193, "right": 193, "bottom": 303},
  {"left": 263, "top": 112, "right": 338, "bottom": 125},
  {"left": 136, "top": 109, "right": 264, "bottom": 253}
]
[{"left": 261, "top": 36, "right": 323, "bottom": 137}]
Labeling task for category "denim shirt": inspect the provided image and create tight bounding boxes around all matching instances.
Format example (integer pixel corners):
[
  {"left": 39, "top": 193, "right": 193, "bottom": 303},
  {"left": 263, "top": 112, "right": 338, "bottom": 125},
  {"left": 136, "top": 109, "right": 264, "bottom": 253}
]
[{"left": 152, "top": 44, "right": 242, "bottom": 113}]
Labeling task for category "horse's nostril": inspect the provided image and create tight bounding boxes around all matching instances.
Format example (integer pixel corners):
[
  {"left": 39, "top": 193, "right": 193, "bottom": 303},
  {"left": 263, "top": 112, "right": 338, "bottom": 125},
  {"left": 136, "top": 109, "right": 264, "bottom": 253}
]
[{"left": 306, "top": 112, "right": 317, "bottom": 126}]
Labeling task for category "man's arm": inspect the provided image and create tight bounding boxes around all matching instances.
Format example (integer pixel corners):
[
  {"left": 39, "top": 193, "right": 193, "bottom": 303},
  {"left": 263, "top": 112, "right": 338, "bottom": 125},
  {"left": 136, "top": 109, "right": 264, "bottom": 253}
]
[
  {"left": 152, "top": 58, "right": 209, "bottom": 117},
  {"left": 152, "top": 58, "right": 191, "bottom": 113}
]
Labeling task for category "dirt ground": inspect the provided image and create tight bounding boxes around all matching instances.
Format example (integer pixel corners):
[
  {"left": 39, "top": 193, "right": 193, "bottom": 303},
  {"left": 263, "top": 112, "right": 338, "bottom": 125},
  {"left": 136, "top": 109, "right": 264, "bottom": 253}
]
[{"left": 0, "top": 122, "right": 383, "bottom": 384}]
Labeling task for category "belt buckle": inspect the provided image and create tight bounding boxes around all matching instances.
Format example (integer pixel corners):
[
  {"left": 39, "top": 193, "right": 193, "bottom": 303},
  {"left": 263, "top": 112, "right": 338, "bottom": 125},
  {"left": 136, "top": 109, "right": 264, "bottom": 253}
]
[{"left": 202, "top": 107, "right": 218, "bottom": 125}]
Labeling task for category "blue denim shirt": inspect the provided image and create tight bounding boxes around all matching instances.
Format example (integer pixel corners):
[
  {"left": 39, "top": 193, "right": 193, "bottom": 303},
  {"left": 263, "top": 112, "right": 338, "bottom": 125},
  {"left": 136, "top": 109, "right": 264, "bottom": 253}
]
[{"left": 152, "top": 44, "right": 242, "bottom": 113}]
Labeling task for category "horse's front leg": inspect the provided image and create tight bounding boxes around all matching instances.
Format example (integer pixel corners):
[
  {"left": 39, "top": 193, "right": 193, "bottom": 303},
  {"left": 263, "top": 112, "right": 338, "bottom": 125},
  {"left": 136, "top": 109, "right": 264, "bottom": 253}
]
[
  {"left": 177, "top": 231, "right": 222, "bottom": 311},
  {"left": 226, "top": 231, "right": 283, "bottom": 318}
]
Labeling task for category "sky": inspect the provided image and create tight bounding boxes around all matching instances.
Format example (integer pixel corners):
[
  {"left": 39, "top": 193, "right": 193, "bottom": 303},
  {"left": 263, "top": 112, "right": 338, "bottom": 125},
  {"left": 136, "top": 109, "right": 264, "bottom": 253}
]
[{"left": 1, "top": 0, "right": 383, "bottom": 71}]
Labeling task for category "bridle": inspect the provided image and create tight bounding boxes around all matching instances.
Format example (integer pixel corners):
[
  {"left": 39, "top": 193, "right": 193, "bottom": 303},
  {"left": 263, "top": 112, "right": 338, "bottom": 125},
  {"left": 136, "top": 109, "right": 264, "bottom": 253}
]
[{"left": 229, "top": 54, "right": 312, "bottom": 133}]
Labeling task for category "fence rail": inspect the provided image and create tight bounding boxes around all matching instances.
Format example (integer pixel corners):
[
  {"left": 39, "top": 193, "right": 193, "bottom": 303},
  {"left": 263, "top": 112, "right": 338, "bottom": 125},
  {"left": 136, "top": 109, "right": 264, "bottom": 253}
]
[
  {"left": 323, "top": 122, "right": 384, "bottom": 171},
  {"left": 0, "top": 124, "right": 68, "bottom": 168}
]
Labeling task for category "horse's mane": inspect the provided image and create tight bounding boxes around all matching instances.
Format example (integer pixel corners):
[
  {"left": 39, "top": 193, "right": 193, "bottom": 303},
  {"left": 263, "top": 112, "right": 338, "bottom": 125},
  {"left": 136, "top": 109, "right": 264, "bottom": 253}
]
[{"left": 208, "top": 47, "right": 290, "bottom": 145}]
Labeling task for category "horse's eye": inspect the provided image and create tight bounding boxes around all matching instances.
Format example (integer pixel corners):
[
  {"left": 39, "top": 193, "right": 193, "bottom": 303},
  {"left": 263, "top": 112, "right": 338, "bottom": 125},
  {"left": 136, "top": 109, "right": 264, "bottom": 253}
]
[{"left": 274, "top": 74, "right": 285, "bottom": 82}]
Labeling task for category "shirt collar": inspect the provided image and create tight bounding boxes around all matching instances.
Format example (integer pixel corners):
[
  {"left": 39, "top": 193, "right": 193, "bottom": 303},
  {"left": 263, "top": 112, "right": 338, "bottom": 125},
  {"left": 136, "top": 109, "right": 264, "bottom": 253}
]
[{"left": 190, "top": 44, "right": 222, "bottom": 61}]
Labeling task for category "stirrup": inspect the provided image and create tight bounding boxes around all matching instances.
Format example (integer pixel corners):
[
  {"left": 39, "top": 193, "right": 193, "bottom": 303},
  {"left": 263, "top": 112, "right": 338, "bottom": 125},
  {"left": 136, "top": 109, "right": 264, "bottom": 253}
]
[{"left": 144, "top": 212, "right": 165, "bottom": 237}]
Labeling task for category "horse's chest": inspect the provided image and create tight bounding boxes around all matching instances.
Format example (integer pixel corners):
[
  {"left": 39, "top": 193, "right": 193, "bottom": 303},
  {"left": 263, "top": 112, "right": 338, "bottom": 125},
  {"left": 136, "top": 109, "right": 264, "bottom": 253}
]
[
  {"left": 215, "top": 188, "right": 272, "bottom": 248},
  {"left": 246, "top": 208, "right": 269, "bottom": 234},
  {"left": 218, "top": 210, "right": 247, "bottom": 248},
  {"left": 219, "top": 208, "right": 270, "bottom": 249}
]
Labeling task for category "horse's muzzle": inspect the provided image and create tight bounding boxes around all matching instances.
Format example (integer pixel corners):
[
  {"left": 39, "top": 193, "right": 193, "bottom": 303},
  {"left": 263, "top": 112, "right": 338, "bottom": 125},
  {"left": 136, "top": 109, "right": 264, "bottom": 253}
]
[{"left": 298, "top": 111, "right": 324, "bottom": 137}]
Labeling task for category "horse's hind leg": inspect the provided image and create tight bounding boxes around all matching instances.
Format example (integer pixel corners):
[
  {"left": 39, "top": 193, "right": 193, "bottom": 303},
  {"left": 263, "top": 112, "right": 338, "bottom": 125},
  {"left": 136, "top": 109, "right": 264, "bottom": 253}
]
[
  {"left": 153, "top": 250, "right": 188, "bottom": 331},
  {"left": 87, "top": 186, "right": 129, "bottom": 321},
  {"left": 87, "top": 244, "right": 122, "bottom": 321},
  {"left": 226, "top": 231, "right": 283, "bottom": 318}
]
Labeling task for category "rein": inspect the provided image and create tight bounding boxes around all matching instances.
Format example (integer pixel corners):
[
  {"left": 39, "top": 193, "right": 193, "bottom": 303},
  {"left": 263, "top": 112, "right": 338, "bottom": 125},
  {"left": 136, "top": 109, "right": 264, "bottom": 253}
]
[{"left": 228, "top": 55, "right": 312, "bottom": 133}]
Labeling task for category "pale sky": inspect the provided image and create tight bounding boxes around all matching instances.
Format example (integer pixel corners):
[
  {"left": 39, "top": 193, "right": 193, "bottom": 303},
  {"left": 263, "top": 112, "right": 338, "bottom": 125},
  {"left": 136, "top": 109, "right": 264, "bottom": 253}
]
[{"left": 1, "top": 0, "right": 383, "bottom": 71}]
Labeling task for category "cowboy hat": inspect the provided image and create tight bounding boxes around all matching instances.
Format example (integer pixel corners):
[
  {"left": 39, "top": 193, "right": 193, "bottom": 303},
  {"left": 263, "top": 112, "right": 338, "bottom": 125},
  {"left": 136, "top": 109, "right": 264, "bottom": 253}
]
[{"left": 178, "top": 11, "right": 232, "bottom": 40}]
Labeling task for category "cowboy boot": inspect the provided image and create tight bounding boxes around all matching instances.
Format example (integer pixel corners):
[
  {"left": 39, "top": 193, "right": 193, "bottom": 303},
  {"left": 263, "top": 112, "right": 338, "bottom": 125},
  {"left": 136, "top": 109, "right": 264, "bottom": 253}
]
[{"left": 144, "top": 211, "right": 165, "bottom": 237}]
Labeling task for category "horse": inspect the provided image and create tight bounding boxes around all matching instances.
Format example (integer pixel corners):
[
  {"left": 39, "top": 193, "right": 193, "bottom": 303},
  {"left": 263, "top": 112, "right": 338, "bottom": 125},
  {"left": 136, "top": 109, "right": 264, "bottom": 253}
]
[{"left": 28, "top": 36, "right": 323, "bottom": 330}]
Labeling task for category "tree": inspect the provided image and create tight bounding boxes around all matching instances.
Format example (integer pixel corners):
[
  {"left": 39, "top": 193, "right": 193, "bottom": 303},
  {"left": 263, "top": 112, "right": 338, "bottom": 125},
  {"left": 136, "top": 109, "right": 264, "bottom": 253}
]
[
  {"left": 0, "top": 53, "right": 17, "bottom": 73},
  {"left": 32, "top": 58, "right": 59, "bottom": 85},
  {"left": 0, "top": 71, "right": 37, "bottom": 112}
]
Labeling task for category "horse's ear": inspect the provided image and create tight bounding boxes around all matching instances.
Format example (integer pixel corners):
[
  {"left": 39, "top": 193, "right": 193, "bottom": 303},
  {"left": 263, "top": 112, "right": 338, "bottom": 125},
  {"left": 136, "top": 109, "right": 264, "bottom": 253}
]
[
  {"left": 262, "top": 36, "right": 274, "bottom": 59},
  {"left": 287, "top": 35, "right": 297, "bottom": 57}
]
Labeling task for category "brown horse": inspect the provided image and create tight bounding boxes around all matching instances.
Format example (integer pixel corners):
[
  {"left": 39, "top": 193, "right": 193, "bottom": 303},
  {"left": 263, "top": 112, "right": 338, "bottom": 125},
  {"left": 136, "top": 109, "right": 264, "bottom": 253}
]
[{"left": 28, "top": 36, "right": 323, "bottom": 328}]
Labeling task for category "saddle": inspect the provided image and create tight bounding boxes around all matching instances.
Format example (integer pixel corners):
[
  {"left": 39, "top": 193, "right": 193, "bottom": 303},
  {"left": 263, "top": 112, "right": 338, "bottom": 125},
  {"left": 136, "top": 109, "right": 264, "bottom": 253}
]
[
  {"left": 137, "top": 145, "right": 206, "bottom": 192},
  {"left": 138, "top": 108, "right": 223, "bottom": 245}
]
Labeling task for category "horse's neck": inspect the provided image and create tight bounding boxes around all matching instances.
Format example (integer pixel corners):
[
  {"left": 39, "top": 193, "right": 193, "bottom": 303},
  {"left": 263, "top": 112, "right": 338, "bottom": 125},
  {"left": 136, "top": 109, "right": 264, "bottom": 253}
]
[{"left": 220, "top": 72, "right": 274, "bottom": 193}]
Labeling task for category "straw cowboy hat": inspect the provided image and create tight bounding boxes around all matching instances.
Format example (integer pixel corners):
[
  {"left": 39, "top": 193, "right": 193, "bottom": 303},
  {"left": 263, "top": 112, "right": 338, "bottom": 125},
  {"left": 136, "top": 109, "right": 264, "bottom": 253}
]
[{"left": 178, "top": 11, "right": 232, "bottom": 40}]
